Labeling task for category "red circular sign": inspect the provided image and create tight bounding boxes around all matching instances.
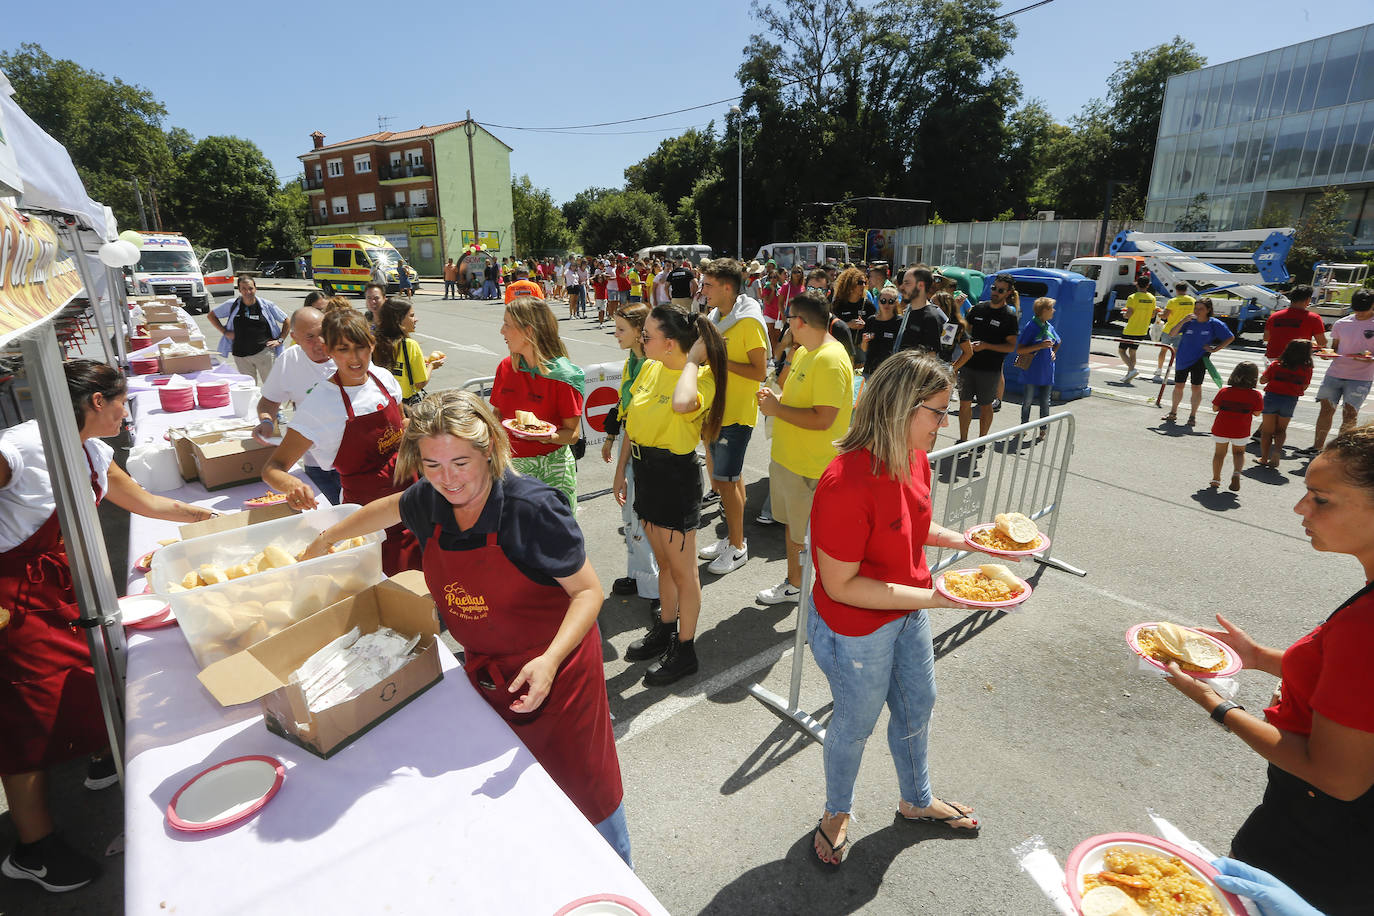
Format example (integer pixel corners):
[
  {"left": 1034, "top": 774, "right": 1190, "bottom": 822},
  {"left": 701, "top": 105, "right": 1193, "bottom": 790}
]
[{"left": 583, "top": 385, "right": 619, "bottom": 432}]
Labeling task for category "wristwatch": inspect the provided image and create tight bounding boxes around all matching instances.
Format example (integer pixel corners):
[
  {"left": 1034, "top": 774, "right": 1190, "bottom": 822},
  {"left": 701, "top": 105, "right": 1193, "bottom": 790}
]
[{"left": 1209, "top": 699, "right": 1244, "bottom": 729}]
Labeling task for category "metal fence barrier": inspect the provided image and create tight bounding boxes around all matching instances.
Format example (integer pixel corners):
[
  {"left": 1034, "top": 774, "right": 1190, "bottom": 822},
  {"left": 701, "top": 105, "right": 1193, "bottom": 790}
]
[
  {"left": 749, "top": 411, "right": 1082, "bottom": 744},
  {"left": 1089, "top": 335, "right": 1177, "bottom": 407}
]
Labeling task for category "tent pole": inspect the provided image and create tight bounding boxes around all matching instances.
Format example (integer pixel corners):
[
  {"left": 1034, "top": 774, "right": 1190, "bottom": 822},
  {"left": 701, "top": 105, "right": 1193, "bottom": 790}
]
[
  {"left": 105, "top": 265, "right": 130, "bottom": 366},
  {"left": 19, "top": 322, "right": 127, "bottom": 783},
  {"left": 61, "top": 224, "right": 115, "bottom": 366}
]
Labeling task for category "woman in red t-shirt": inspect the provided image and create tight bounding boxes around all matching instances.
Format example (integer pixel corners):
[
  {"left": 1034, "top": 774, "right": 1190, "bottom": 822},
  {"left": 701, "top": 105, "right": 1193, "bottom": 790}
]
[
  {"left": 1257, "top": 339, "right": 1315, "bottom": 469},
  {"left": 490, "top": 296, "right": 585, "bottom": 509},
  {"left": 1164, "top": 424, "right": 1374, "bottom": 915},
  {"left": 806, "top": 351, "right": 1008, "bottom": 867},
  {"left": 1208, "top": 362, "right": 1263, "bottom": 491}
]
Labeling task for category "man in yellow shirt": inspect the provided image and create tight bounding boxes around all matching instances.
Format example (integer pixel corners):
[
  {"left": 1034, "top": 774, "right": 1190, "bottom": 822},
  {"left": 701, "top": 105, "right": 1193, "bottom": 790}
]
[
  {"left": 1155, "top": 282, "right": 1195, "bottom": 382},
  {"left": 756, "top": 291, "right": 854, "bottom": 604},
  {"left": 1118, "top": 274, "right": 1158, "bottom": 382},
  {"left": 696, "top": 259, "right": 770, "bottom": 576}
]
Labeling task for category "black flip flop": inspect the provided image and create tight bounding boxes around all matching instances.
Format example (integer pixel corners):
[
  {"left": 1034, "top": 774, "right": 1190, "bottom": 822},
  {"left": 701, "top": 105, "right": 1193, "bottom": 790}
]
[
  {"left": 897, "top": 799, "right": 981, "bottom": 833},
  {"left": 813, "top": 818, "right": 849, "bottom": 867}
]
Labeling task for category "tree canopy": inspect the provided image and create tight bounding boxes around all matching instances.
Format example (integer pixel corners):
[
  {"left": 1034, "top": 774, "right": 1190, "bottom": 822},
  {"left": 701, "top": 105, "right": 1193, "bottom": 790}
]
[
  {"left": 577, "top": 190, "right": 671, "bottom": 254},
  {"left": 511, "top": 174, "right": 574, "bottom": 258}
]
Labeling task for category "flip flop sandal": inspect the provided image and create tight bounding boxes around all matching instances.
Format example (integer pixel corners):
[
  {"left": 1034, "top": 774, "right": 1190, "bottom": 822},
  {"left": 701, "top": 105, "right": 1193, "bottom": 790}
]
[
  {"left": 897, "top": 799, "right": 980, "bottom": 832},
  {"left": 1186, "top": 416, "right": 1197, "bottom": 427},
  {"left": 1162, "top": 413, "right": 1177, "bottom": 423},
  {"left": 1230, "top": 474, "right": 1242, "bottom": 492},
  {"left": 813, "top": 818, "right": 849, "bottom": 867},
  {"left": 1209, "top": 479, "right": 1221, "bottom": 488}
]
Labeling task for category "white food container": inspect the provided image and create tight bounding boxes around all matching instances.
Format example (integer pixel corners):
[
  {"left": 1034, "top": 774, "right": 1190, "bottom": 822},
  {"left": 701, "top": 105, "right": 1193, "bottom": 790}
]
[{"left": 148, "top": 505, "right": 385, "bottom": 668}]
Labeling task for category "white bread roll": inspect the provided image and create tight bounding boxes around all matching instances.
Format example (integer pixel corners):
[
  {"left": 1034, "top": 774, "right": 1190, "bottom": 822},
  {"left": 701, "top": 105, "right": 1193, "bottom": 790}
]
[{"left": 1080, "top": 886, "right": 1146, "bottom": 916}]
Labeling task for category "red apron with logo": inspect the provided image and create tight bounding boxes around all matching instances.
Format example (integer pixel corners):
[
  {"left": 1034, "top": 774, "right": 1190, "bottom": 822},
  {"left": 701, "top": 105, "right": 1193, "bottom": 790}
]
[
  {"left": 331, "top": 370, "right": 421, "bottom": 576},
  {"left": 0, "top": 457, "right": 107, "bottom": 773},
  {"left": 423, "top": 526, "right": 622, "bottom": 824}
]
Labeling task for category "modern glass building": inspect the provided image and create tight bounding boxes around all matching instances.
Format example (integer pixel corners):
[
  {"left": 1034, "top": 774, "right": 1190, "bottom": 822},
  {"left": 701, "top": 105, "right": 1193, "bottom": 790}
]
[{"left": 1146, "top": 23, "right": 1374, "bottom": 246}]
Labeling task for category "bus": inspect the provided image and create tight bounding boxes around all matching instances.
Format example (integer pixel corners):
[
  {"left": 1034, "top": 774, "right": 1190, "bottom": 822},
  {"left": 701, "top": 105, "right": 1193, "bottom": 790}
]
[
  {"left": 754, "top": 241, "right": 850, "bottom": 271},
  {"left": 635, "top": 244, "right": 713, "bottom": 264}
]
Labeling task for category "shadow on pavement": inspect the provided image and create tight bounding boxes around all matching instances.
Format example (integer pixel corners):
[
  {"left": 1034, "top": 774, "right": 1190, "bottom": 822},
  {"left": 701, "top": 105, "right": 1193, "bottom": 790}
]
[
  {"left": 719, "top": 705, "right": 831, "bottom": 797},
  {"left": 1190, "top": 486, "right": 1240, "bottom": 510}
]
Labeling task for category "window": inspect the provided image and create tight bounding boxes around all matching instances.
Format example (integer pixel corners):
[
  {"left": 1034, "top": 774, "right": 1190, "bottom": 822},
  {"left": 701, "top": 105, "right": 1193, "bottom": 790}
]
[
  {"left": 390, "top": 153, "right": 402, "bottom": 169},
  {"left": 331, "top": 195, "right": 348, "bottom": 215},
  {"left": 419, "top": 239, "right": 434, "bottom": 259},
  {"left": 312, "top": 164, "right": 322, "bottom": 181},
  {"left": 355, "top": 251, "right": 370, "bottom": 268},
  {"left": 201, "top": 250, "right": 227, "bottom": 273},
  {"left": 333, "top": 251, "right": 351, "bottom": 268},
  {"left": 327, "top": 158, "right": 344, "bottom": 178},
  {"left": 353, "top": 154, "right": 372, "bottom": 174},
  {"left": 406, "top": 148, "right": 424, "bottom": 166},
  {"left": 358, "top": 192, "right": 376, "bottom": 213},
  {"left": 319, "top": 203, "right": 328, "bottom": 218},
  {"left": 410, "top": 189, "right": 428, "bottom": 206},
  {"left": 394, "top": 191, "right": 406, "bottom": 204}
]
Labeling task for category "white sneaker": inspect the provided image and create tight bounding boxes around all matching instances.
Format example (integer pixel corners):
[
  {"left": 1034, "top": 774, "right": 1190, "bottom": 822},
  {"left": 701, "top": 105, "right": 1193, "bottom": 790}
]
[
  {"left": 706, "top": 542, "right": 748, "bottom": 575},
  {"left": 757, "top": 580, "right": 801, "bottom": 604},
  {"left": 1123, "top": 368, "right": 1139, "bottom": 382},
  {"left": 1151, "top": 373, "right": 1164, "bottom": 383},
  {"left": 698, "top": 536, "right": 730, "bottom": 561},
  {"left": 756, "top": 510, "right": 777, "bottom": 525}
]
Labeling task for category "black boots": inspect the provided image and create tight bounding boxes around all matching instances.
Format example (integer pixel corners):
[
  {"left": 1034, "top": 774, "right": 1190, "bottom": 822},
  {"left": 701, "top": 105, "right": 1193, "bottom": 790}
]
[
  {"left": 625, "top": 617, "right": 675, "bottom": 662},
  {"left": 643, "top": 634, "right": 698, "bottom": 686}
]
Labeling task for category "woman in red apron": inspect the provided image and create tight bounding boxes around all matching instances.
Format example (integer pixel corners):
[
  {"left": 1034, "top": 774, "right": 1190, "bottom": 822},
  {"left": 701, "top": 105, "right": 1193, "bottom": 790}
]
[
  {"left": 263, "top": 304, "right": 421, "bottom": 576},
  {"left": 1, "top": 360, "right": 213, "bottom": 893},
  {"left": 300, "top": 390, "right": 629, "bottom": 865}
]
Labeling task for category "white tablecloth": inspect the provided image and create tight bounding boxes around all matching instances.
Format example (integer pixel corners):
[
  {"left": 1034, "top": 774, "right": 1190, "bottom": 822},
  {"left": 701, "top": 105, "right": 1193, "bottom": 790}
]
[{"left": 121, "top": 397, "right": 665, "bottom": 916}]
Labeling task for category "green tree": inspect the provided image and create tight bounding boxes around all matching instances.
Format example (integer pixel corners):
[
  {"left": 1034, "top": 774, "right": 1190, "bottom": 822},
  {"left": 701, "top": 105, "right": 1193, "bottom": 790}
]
[
  {"left": 561, "top": 187, "right": 614, "bottom": 240},
  {"left": 1289, "top": 188, "right": 1352, "bottom": 282},
  {"left": 578, "top": 190, "right": 670, "bottom": 254},
  {"left": 1174, "top": 192, "right": 1210, "bottom": 232},
  {"left": 511, "top": 175, "right": 574, "bottom": 258},
  {"left": 624, "top": 127, "right": 721, "bottom": 213},
  {"left": 167, "top": 136, "right": 278, "bottom": 255},
  {"left": 1, "top": 42, "right": 175, "bottom": 228},
  {"left": 262, "top": 180, "right": 310, "bottom": 258}
]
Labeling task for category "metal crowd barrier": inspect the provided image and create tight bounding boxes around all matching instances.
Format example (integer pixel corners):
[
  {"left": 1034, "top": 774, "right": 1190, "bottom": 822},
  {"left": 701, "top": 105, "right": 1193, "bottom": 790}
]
[
  {"left": 749, "top": 411, "right": 1082, "bottom": 744},
  {"left": 1089, "top": 334, "right": 1177, "bottom": 407},
  {"left": 460, "top": 375, "right": 496, "bottom": 398}
]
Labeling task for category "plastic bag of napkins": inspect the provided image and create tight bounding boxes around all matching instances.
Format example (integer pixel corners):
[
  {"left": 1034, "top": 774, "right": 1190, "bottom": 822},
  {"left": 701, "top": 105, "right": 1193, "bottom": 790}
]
[{"left": 288, "top": 626, "right": 421, "bottom": 715}]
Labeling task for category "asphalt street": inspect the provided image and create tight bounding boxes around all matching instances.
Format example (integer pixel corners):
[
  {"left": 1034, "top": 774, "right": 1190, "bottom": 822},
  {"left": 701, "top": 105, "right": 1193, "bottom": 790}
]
[{"left": 1, "top": 278, "right": 1364, "bottom": 915}]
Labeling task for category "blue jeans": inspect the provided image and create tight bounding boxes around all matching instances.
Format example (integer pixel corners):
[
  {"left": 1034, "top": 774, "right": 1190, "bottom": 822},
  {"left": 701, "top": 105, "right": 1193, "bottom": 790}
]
[
  {"left": 594, "top": 801, "right": 633, "bottom": 868},
  {"left": 304, "top": 464, "right": 343, "bottom": 506},
  {"left": 807, "top": 604, "right": 936, "bottom": 815},
  {"left": 481, "top": 279, "right": 498, "bottom": 299},
  {"left": 1020, "top": 384, "right": 1051, "bottom": 425},
  {"left": 443, "top": 281, "right": 457, "bottom": 297}
]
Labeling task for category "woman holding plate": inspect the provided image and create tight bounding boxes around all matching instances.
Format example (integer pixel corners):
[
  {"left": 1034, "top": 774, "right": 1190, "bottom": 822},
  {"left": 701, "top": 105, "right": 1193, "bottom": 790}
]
[
  {"left": 1164, "top": 423, "right": 1374, "bottom": 915},
  {"left": 490, "top": 296, "right": 584, "bottom": 509},
  {"left": 806, "top": 351, "right": 1009, "bottom": 867},
  {"left": 299, "top": 390, "right": 628, "bottom": 865}
]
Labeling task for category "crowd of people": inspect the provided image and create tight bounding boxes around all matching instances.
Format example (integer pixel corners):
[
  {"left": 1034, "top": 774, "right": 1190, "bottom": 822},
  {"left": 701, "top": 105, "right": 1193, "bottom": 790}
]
[{"left": 2, "top": 252, "right": 1370, "bottom": 915}]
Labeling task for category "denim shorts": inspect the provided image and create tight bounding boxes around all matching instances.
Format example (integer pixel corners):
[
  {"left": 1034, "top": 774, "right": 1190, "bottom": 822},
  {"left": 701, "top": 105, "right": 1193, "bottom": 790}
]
[
  {"left": 1262, "top": 391, "right": 1298, "bottom": 418},
  {"left": 708, "top": 423, "right": 753, "bottom": 481},
  {"left": 1316, "top": 374, "right": 1372, "bottom": 410}
]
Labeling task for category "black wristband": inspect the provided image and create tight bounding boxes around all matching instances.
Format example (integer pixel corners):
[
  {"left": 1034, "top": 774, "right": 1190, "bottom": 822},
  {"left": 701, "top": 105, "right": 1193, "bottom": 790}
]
[{"left": 1209, "top": 699, "right": 1244, "bottom": 729}]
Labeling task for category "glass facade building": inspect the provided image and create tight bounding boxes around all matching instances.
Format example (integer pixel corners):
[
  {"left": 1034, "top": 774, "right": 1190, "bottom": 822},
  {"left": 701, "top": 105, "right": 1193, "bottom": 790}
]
[
  {"left": 1146, "top": 24, "right": 1374, "bottom": 246},
  {"left": 893, "top": 218, "right": 1169, "bottom": 272}
]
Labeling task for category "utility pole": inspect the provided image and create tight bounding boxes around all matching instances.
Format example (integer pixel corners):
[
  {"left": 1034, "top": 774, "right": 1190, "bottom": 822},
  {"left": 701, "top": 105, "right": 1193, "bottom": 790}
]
[
  {"left": 464, "top": 112, "right": 481, "bottom": 254},
  {"left": 730, "top": 106, "right": 743, "bottom": 258},
  {"left": 129, "top": 178, "right": 149, "bottom": 229}
]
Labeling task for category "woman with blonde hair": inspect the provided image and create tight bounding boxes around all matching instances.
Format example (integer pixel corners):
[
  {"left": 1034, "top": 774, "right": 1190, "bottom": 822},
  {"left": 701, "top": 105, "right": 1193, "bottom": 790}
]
[
  {"left": 491, "top": 296, "right": 585, "bottom": 509},
  {"left": 806, "top": 350, "right": 1006, "bottom": 866},
  {"left": 613, "top": 306, "right": 728, "bottom": 686},
  {"left": 262, "top": 306, "right": 421, "bottom": 575},
  {"left": 300, "top": 390, "right": 630, "bottom": 866}
]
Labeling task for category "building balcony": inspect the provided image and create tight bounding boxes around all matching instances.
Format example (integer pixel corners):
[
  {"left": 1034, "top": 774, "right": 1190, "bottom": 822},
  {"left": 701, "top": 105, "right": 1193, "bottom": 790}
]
[
  {"left": 384, "top": 205, "right": 435, "bottom": 220},
  {"left": 379, "top": 163, "right": 432, "bottom": 181},
  {"left": 308, "top": 211, "right": 336, "bottom": 226},
  {"left": 301, "top": 176, "right": 326, "bottom": 192}
]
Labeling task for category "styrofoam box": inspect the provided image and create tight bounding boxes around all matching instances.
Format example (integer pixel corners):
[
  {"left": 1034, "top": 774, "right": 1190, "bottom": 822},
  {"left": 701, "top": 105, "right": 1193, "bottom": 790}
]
[{"left": 148, "top": 505, "right": 386, "bottom": 668}]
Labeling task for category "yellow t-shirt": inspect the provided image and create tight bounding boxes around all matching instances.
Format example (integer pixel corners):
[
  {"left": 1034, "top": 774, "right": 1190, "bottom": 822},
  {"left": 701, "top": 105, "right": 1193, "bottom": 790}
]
[
  {"left": 1163, "top": 295, "right": 1196, "bottom": 334},
  {"left": 1122, "top": 292, "right": 1158, "bottom": 336},
  {"left": 772, "top": 340, "right": 854, "bottom": 479},
  {"left": 628, "top": 270, "right": 642, "bottom": 297},
  {"left": 390, "top": 337, "right": 429, "bottom": 399},
  {"left": 625, "top": 360, "right": 716, "bottom": 455},
  {"left": 718, "top": 316, "right": 769, "bottom": 428}
]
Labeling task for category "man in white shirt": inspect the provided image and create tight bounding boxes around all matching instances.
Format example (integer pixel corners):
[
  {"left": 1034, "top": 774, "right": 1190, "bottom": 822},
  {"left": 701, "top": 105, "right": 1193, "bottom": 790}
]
[{"left": 252, "top": 306, "right": 341, "bottom": 503}]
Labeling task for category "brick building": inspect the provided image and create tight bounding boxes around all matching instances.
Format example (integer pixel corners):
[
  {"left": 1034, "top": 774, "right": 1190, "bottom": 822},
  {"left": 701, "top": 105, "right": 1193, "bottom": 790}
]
[{"left": 299, "top": 121, "right": 514, "bottom": 276}]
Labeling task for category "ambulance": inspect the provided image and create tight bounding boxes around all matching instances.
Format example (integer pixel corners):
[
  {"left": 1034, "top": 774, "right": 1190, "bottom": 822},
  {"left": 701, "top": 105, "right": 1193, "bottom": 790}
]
[
  {"left": 131, "top": 231, "right": 212, "bottom": 313},
  {"left": 310, "top": 234, "right": 419, "bottom": 296}
]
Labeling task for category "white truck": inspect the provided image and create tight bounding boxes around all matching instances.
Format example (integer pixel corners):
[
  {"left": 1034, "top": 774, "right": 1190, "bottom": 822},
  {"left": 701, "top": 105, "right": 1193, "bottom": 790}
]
[
  {"left": 1066, "top": 254, "right": 1147, "bottom": 326},
  {"left": 1312, "top": 261, "right": 1371, "bottom": 323},
  {"left": 130, "top": 232, "right": 212, "bottom": 313}
]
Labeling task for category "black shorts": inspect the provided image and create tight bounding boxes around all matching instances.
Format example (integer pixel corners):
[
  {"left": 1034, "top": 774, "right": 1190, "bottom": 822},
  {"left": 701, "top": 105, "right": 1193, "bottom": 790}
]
[
  {"left": 1118, "top": 331, "right": 1149, "bottom": 350},
  {"left": 632, "top": 446, "right": 701, "bottom": 532},
  {"left": 1174, "top": 361, "right": 1206, "bottom": 385}
]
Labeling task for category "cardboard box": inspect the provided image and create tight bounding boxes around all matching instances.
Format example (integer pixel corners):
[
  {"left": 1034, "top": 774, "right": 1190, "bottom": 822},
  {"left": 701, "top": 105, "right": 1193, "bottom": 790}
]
[
  {"left": 190, "top": 431, "right": 277, "bottom": 490},
  {"left": 147, "top": 323, "right": 192, "bottom": 343},
  {"left": 167, "top": 428, "right": 201, "bottom": 481},
  {"left": 142, "top": 305, "right": 178, "bottom": 324},
  {"left": 159, "top": 351, "right": 213, "bottom": 375},
  {"left": 198, "top": 572, "right": 443, "bottom": 759},
  {"left": 167, "top": 421, "right": 278, "bottom": 483}
]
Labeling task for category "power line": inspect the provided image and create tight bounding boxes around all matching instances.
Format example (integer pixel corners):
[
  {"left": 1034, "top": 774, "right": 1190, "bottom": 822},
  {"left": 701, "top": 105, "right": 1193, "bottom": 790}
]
[
  {"left": 478, "top": 0, "right": 1057, "bottom": 134},
  {"left": 488, "top": 122, "right": 713, "bottom": 137}
]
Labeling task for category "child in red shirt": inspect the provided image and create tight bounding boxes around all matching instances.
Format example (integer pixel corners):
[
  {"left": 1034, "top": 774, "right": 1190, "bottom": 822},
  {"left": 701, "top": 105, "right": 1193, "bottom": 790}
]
[
  {"left": 591, "top": 268, "right": 610, "bottom": 328},
  {"left": 1258, "top": 339, "right": 1315, "bottom": 469},
  {"left": 1210, "top": 361, "right": 1263, "bottom": 491}
]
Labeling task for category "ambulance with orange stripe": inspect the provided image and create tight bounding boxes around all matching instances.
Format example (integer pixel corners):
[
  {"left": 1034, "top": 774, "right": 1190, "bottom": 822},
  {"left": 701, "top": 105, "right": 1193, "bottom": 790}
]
[
  {"left": 310, "top": 234, "right": 418, "bottom": 297},
  {"left": 131, "top": 231, "right": 213, "bottom": 313}
]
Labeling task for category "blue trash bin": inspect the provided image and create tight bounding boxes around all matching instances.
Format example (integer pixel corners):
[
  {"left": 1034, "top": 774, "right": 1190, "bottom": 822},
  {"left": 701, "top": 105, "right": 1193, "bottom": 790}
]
[{"left": 976, "top": 268, "right": 1095, "bottom": 402}]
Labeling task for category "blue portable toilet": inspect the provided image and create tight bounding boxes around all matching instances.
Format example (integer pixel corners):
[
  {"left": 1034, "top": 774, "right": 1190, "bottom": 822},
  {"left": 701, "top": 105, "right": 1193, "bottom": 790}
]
[{"left": 976, "top": 267, "right": 1095, "bottom": 402}]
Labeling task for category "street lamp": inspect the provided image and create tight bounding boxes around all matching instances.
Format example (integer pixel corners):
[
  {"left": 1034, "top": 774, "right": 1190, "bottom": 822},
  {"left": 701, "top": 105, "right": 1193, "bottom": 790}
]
[{"left": 730, "top": 105, "right": 742, "bottom": 259}]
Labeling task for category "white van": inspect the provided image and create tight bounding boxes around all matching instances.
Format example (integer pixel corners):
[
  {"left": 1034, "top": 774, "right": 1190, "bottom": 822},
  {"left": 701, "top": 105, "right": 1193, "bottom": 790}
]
[
  {"left": 130, "top": 232, "right": 212, "bottom": 313},
  {"left": 755, "top": 241, "right": 849, "bottom": 271}
]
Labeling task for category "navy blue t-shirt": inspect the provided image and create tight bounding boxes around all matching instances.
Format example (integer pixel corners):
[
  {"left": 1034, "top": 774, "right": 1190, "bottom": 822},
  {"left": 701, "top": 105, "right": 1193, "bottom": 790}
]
[{"left": 399, "top": 471, "right": 584, "bottom": 586}]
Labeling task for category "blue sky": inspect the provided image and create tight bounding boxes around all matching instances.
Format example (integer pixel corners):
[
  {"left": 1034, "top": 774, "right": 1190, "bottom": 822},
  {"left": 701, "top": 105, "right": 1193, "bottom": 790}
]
[{"left": 7, "top": 1, "right": 1370, "bottom": 205}]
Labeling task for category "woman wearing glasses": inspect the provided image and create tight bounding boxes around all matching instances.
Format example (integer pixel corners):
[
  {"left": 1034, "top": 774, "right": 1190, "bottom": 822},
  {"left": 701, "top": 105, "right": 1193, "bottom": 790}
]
[
  {"left": 858, "top": 286, "right": 908, "bottom": 376},
  {"left": 807, "top": 351, "right": 1006, "bottom": 867},
  {"left": 613, "top": 307, "right": 728, "bottom": 686}
]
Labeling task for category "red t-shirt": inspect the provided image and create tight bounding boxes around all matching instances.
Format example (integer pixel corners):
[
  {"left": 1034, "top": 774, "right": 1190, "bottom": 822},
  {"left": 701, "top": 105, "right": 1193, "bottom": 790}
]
[
  {"left": 1264, "top": 361, "right": 1314, "bottom": 397},
  {"left": 1210, "top": 386, "right": 1263, "bottom": 438},
  {"left": 1266, "top": 585, "right": 1374, "bottom": 736},
  {"left": 1265, "top": 307, "right": 1326, "bottom": 360},
  {"left": 592, "top": 276, "right": 609, "bottom": 298},
  {"left": 490, "top": 357, "right": 584, "bottom": 458},
  {"left": 811, "top": 448, "right": 932, "bottom": 637}
]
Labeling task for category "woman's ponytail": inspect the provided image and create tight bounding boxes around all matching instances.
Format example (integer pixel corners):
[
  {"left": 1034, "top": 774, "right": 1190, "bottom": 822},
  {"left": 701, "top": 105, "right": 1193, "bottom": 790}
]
[{"left": 694, "top": 314, "right": 729, "bottom": 443}]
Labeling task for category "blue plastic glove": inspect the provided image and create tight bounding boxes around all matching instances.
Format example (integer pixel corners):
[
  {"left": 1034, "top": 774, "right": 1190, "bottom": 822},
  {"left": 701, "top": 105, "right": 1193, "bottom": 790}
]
[{"left": 1210, "top": 858, "right": 1325, "bottom": 916}]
